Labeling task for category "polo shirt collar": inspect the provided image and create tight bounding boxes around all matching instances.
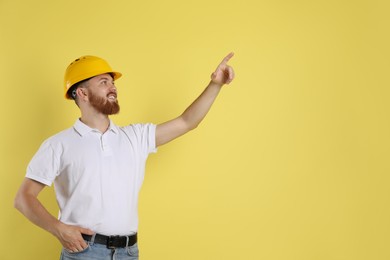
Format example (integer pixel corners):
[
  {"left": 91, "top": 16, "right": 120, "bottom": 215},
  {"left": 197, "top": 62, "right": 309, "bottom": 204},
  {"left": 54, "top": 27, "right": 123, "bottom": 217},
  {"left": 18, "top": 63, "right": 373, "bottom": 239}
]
[{"left": 73, "top": 119, "right": 119, "bottom": 136}]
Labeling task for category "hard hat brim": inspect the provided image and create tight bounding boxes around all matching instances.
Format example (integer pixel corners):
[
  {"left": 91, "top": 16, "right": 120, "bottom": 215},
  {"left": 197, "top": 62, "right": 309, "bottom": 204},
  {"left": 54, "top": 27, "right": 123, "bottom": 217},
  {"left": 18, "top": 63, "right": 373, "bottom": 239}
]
[{"left": 64, "top": 71, "right": 122, "bottom": 99}]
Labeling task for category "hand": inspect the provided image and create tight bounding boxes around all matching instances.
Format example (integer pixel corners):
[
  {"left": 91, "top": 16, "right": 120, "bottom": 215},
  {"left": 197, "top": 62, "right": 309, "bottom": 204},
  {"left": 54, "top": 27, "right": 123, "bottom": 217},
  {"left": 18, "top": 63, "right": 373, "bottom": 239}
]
[
  {"left": 210, "top": 52, "right": 235, "bottom": 86},
  {"left": 54, "top": 222, "right": 94, "bottom": 253}
]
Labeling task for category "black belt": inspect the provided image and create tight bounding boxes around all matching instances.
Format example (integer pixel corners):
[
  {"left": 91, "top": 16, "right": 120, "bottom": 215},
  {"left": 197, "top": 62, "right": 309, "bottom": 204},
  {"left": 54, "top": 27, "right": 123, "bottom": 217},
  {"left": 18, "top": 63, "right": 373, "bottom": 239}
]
[{"left": 82, "top": 233, "right": 137, "bottom": 249}]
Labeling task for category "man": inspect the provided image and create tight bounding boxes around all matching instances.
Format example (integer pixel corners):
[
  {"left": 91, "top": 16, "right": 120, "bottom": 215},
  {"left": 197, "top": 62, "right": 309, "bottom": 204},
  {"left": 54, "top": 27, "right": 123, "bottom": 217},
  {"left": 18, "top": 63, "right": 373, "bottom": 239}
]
[{"left": 14, "top": 53, "right": 235, "bottom": 260}]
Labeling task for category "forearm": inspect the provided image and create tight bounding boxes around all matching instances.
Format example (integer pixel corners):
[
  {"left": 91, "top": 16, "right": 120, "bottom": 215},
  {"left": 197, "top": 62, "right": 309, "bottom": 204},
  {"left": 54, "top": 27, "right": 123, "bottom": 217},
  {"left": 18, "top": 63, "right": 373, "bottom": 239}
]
[
  {"left": 156, "top": 53, "right": 234, "bottom": 147},
  {"left": 181, "top": 81, "right": 222, "bottom": 130},
  {"left": 15, "top": 178, "right": 94, "bottom": 251},
  {"left": 14, "top": 191, "right": 61, "bottom": 237}
]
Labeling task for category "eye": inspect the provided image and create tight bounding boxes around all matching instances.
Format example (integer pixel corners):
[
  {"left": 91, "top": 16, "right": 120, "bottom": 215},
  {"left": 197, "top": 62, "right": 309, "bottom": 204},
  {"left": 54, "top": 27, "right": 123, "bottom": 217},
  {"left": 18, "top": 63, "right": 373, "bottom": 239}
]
[{"left": 99, "top": 79, "right": 115, "bottom": 86}]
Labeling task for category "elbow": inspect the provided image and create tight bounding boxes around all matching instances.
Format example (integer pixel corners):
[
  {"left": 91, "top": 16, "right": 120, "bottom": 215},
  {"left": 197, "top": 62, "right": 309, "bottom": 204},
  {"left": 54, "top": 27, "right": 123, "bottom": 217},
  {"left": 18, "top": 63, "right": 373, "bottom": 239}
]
[
  {"left": 14, "top": 190, "right": 27, "bottom": 213},
  {"left": 187, "top": 122, "right": 199, "bottom": 131},
  {"left": 14, "top": 192, "right": 23, "bottom": 211},
  {"left": 181, "top": 116, "right": 199, "bottom": 132}
]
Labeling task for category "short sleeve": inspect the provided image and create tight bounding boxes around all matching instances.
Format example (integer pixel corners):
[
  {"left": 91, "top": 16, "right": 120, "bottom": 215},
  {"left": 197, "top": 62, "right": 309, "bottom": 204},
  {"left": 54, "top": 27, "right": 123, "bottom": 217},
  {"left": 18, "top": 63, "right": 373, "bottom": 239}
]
[
  {"left": 25, "top": 140, "right": 60, "bottom": 186},
  {"left": 122, "top": 123, "right": 157, "bottom": 155}
]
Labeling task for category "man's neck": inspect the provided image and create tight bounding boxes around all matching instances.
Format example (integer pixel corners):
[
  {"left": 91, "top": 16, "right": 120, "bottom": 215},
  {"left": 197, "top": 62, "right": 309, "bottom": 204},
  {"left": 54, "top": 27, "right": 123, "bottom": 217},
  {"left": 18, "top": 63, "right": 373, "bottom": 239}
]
[{"left": 80, "top": 113, "right": 111, "bottom": 133}]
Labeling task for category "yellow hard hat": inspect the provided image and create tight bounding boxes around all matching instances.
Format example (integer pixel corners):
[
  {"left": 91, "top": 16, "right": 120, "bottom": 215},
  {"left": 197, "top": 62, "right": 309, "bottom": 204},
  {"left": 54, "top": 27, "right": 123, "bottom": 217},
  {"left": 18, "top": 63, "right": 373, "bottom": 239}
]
[{"left": 64, "top": 55, "right": 122, "bottom": 99}]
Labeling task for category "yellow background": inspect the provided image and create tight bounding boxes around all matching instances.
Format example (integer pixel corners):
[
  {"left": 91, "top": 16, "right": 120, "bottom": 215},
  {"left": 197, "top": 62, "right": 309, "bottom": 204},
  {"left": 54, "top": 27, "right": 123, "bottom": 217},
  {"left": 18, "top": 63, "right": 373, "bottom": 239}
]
[{"left": 1, "top": 0, "right": 389, "bottom": 259}]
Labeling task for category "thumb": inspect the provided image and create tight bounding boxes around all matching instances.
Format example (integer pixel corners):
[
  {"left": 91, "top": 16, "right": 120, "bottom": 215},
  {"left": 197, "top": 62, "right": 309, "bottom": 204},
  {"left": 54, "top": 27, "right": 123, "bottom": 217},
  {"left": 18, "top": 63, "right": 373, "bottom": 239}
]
[{"left": 79, "top": 227, "right": 94, "bottom": 235}]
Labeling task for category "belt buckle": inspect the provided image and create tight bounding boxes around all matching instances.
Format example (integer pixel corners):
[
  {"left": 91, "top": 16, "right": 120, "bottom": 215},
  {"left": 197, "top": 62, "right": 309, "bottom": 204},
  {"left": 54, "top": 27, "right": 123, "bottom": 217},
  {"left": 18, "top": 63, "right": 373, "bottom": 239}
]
[{"left": 107, "top": 235, "right": 120, "bottom": 249}]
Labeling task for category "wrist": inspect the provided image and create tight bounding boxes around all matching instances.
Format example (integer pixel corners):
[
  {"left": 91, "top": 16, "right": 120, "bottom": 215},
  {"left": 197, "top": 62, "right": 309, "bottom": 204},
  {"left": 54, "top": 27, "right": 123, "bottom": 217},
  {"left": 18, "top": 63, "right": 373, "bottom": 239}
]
[
  {"left": 49, "top": 220, "right": 64, "bottom": 237},
  {"left": 209, "top": 80, "right": 224, "bottom": 89}
]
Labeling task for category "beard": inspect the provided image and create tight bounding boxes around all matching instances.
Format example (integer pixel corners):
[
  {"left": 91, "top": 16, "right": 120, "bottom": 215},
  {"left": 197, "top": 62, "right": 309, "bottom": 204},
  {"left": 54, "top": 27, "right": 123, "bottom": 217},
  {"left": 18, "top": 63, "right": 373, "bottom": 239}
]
[{"left": 88, "top": 90, "right": 120, "bottom": 115}]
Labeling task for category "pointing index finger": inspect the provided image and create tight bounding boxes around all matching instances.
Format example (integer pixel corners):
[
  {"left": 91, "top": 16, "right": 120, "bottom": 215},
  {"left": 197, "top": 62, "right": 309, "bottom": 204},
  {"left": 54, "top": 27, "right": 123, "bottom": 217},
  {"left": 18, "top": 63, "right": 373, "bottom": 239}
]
[{"left": 221, "top": 52, "right": 234, "bottom": 64}]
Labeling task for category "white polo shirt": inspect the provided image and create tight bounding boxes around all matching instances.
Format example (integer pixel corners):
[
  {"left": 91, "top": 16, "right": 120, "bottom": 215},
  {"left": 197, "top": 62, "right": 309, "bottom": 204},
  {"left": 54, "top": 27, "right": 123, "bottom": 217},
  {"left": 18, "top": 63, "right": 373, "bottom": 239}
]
[{"left": 26, "top": 119, "right": 157, "bottom": 236}]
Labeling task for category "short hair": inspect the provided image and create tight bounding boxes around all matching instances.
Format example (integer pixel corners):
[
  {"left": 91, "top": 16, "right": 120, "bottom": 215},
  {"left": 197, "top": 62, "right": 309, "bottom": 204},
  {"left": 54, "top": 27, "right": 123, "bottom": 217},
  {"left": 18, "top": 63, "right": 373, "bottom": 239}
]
[{"left": 66, "top": 77, "right": 92, "bottom": 100}]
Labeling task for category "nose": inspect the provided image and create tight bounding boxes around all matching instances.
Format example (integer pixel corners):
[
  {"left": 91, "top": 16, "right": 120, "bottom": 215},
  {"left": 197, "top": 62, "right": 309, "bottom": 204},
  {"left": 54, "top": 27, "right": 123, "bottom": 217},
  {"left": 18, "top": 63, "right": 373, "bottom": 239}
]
[{"left": 109, "top": 83, "right": 117, "bottom": 92}]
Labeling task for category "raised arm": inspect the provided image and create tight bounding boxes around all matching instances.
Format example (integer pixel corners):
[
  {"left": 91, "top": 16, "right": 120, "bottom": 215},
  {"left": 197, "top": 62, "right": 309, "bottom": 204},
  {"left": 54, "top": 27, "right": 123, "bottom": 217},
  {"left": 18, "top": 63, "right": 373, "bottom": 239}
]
[{"left": 156, "top": 52, "right": 235, "bottom": 147}]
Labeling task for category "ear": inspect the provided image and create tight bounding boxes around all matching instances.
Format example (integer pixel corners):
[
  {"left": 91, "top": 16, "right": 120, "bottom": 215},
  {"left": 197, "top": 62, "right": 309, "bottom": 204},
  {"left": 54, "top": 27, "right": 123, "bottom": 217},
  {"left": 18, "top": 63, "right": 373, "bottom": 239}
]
[{"left": 76, "top": 87, "right": 88, "bottom": 101}]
